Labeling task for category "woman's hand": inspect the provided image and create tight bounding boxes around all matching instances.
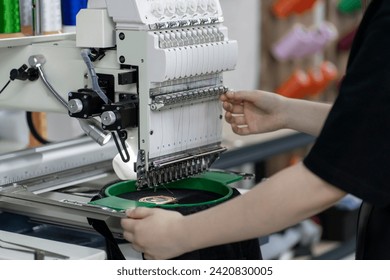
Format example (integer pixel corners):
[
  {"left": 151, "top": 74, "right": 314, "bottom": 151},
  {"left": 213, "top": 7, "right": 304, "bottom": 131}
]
[
  {"left": 221, "top": 90, "right": 331, "bottom": 137},
  {"left": 121, "top": 207, "right": 188, "bottom": 260},
  {"left": 220, "top": 90, "right": 287, "bottom": 135}
]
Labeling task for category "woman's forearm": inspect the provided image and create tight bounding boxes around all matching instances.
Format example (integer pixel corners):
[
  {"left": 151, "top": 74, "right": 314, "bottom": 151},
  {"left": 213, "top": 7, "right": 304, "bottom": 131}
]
[
  {"left": 281, "top": 98, "right": 332, "bottom": 137},
  {"left": 181, "top": 163, "right": 345, "bottom": 253}
]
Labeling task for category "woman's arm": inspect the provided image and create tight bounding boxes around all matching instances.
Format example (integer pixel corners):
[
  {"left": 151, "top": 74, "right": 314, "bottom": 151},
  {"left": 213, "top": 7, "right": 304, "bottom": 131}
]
[
  {"left": 121, "top": 163, "right": 345, "bottom": 259},
  {"left": 283, "top": 97, "right": 332, "bottom": 136},
  {"left": 221, "top": 90, "right": 332, "bottom": 137}
]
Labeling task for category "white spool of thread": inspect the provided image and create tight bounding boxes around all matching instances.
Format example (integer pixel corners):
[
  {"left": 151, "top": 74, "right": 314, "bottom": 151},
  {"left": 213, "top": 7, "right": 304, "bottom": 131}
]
[
  {"left": 19, "top": 0, "right": 33, "bottom": 35},
  {"left": 19, "top": 0, "right": 32, "bottom": 27},
  {"left": 41, "top": 0, "right": 62, "bottom": 33}
]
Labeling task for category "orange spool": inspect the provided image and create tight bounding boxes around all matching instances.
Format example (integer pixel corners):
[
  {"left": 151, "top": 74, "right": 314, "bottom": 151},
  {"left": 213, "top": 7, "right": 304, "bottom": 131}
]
[
  {"left": 276, "top": 69, "right": 310, "bottom": 99},
  {"left": 306, "top": 68, "right": 326, "bottom": 96},
  {"left": 293, "top": 0, "right": 317, "bottom": 14},
  {"left": 306, "top": 61, "right": 339, "bottom": 96},
  {"left": 272, "top": 0, "right": 301, "bottom": 19},
  {"left": 320, "top": 61, "right": 338, "bottom": 82}
]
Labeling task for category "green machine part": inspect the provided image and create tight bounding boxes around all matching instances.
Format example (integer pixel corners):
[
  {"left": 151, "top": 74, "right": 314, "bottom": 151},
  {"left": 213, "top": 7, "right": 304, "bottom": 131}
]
[{"left": 89, "top": 171, "right": 243, "bottom": 211}]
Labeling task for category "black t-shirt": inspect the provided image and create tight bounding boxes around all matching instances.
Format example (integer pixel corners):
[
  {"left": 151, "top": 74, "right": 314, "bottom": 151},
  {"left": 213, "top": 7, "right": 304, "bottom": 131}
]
[{"left": 303, "top": 0, "right": 390, "bottom": 259}]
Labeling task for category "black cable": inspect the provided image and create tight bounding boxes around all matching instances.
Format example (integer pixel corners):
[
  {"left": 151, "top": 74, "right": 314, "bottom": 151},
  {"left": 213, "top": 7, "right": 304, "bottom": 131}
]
[
  {"left": 111, "top": 130, "right": 130, "bottom": 162},
  {"left": 0, "top": 80, "right": 11, "bottom": 94},
  {"left": 26, "top": 112, "right": 51, "bottom": 144}
]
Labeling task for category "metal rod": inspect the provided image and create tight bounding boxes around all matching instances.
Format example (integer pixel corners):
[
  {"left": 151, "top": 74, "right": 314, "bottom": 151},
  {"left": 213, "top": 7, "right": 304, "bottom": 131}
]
[
  {"left": 0, "top": 237, "right": 69, "bottom": 259},
  {"left": 32, "top": 0, "right": 41, "bottom": 35},
  {"left": 154, "top": 147, "right": 227, "bottom": 167}
]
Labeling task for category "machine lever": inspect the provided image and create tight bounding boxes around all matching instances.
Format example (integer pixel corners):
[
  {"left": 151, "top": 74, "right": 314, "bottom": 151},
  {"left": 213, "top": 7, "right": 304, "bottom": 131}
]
[{"left": 112, "top": 130, "right": 130, "bottom": 162}]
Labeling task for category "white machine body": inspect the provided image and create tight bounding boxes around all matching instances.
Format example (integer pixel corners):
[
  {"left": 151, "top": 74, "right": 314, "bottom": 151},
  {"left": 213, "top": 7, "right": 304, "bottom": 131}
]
[{"left": 0, "top": 0, "right": 238, "bottom": 187}]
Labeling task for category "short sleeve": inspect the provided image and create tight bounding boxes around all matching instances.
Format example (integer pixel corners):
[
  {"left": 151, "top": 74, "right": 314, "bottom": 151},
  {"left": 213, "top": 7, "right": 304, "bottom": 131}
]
[{"left": 303, "top": 1, "right": 390, "bottom": 207}]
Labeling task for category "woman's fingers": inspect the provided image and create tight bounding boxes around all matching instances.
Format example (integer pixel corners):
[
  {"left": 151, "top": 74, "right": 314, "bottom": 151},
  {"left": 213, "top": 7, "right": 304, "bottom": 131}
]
[
  {"left": 225, "top": 112, "right": 247, "bottom": 126},
  {"left": 223, "top": 101, "right": 244, "bottom": 114},
  {"left": 231, "top": 124, "right": 250, "bottom": 135}
]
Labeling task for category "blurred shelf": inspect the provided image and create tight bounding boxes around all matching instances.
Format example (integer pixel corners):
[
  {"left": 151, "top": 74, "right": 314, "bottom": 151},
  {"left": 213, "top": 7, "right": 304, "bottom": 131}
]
[{"left": 0, "top": 33, "right": 75, "bottom": 48}]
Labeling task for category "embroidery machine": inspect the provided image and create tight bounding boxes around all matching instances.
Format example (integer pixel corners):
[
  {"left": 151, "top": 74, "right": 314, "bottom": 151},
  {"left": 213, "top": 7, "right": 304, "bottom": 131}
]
[{"left": 0, "top": 0, "right": 238, "bottom": 238}]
